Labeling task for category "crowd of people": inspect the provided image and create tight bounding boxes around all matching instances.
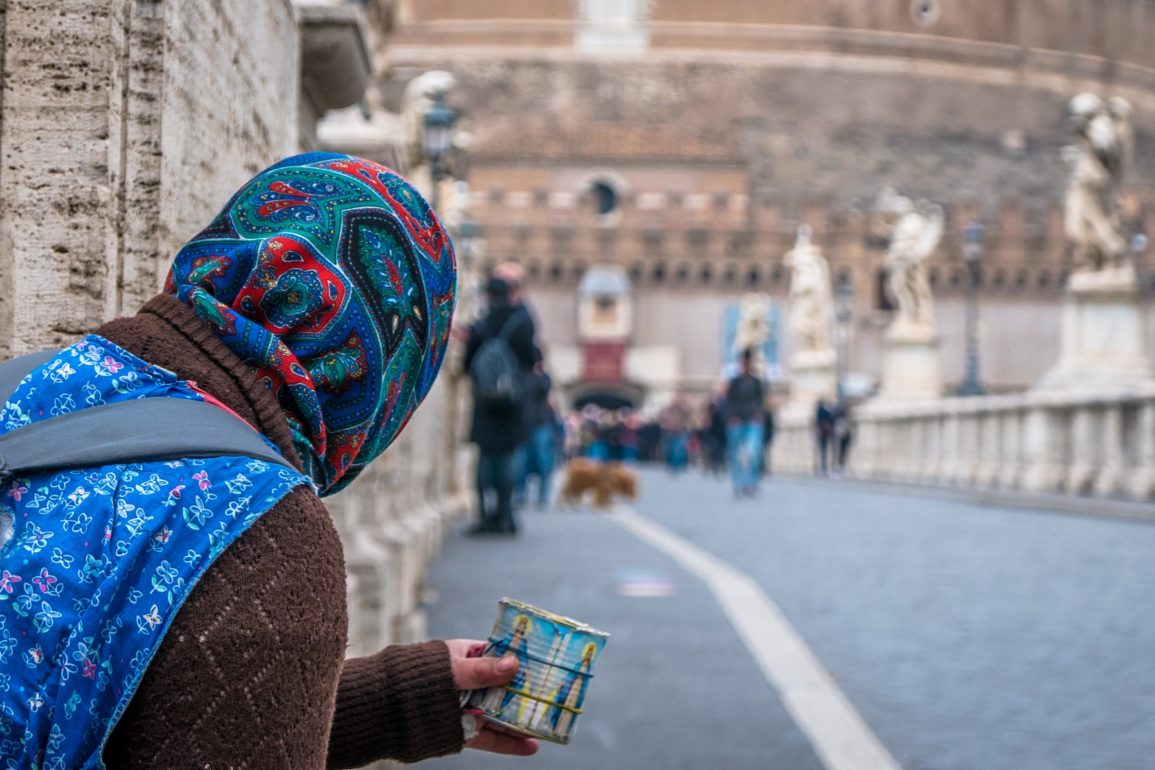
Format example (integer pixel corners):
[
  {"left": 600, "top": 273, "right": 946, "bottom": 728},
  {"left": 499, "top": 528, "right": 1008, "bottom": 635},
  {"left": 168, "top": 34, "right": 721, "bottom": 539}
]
[{"left": 462, "top": 263, "right": 859, "bottom": 535}]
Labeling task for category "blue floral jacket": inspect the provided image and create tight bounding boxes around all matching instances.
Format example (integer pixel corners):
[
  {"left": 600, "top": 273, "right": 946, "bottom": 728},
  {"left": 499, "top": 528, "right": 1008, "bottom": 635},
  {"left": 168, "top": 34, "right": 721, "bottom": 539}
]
[{"left": 0, "top": 336, "right": 308, "bottom": 769}]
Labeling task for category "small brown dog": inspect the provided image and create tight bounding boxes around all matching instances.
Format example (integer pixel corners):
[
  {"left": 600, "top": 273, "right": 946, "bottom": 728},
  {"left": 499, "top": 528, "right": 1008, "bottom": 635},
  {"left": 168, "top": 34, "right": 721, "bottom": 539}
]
[{"left": 560, "top": 458, "right": 639, "bottom": 508}]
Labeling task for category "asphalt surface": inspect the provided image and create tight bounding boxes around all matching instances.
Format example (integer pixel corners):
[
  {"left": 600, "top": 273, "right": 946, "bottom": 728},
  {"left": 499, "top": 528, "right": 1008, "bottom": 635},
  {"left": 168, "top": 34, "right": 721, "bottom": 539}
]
[{"left": 419, "top": 469, "right": 1155, "bottom": 770}]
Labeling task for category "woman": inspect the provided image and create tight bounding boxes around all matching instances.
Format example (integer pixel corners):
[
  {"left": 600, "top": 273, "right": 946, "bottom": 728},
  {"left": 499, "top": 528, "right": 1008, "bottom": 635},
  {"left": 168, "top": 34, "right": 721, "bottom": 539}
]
[{"left": 0, "top": 153, "right": 537, "bottom": 767}]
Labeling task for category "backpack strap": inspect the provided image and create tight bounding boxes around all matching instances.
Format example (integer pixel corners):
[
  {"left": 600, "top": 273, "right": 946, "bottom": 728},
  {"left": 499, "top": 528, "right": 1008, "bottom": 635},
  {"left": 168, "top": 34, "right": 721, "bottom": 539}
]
[
  {"left": 0, "top": 351, "right": 298, "bottom": 485},
  {"left": 490, "top": 309, "right": 529, "bottom": 348},
  {"left": 0, "top": 349, "right": 58, "bottom": 403}
]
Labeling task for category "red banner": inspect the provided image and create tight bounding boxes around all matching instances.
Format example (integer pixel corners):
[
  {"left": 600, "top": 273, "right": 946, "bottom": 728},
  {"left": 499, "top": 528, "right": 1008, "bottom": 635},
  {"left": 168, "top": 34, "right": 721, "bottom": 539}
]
[{"left": 581, "top": 342, "right": 626, "bottom": 383}]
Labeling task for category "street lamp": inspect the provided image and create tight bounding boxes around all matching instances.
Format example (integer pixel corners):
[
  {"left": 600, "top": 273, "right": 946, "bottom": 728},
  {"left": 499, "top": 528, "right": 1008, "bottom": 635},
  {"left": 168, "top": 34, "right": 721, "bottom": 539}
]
[
  {"left": 834, "top": 273, "right": 854, "bottom": 401},
  {"left": 956, "top": 220, "right": 986, "bottom": 396},
  {"left": 422, "top": 93, "right": 457, "bottom": 211}
]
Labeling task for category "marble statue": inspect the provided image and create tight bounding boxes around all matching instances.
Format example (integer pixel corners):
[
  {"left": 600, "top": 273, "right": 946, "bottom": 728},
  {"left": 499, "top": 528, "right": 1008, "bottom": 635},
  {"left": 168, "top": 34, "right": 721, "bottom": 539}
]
[
  {"left": 784, "top": 224, "right": 834, "bottom": 354},
  {"left": 1036, "top": 94, "right": 1151, "bottom": 390},
  {"left": 733, "top": 292, "right": 771, "bottom": 366},
  {"left": 1064, "top": 92, "right": 1133, "bottom": 274},
  {"left": 878, "top": 188, "right": 944, "bottom": 337}
]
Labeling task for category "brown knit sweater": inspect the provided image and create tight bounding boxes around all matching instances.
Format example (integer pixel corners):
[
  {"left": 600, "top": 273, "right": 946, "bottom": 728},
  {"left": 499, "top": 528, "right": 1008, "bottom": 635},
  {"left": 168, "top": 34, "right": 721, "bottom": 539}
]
[{"left": 96, "top": 295, "right": 465, "bottom": 768}]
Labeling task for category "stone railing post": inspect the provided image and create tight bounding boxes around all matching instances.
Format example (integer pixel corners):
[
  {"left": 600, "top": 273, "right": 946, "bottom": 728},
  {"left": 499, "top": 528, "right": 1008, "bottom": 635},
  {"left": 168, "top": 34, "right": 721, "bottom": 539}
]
[
  {"left": 974, "top": 407, "right": 999, "bottom": 488},
  {"left": 1065, "top": 405, "right": 1097, "bottom": 495},
  {"left": 1093, "top": 400, "right": 1126, "bottom": 497},
  {"left": 997, "top": 404, "right": 1024, "bottom": 490},
  {"left": 940, "top": 408, "right": 960, "bottom": 485},
  {"left": 1020, "top": 401, "right": 1063, "bottom": 494},
  {"left": 1127, "top": 398, "right": 1155, "bottom": 499}
]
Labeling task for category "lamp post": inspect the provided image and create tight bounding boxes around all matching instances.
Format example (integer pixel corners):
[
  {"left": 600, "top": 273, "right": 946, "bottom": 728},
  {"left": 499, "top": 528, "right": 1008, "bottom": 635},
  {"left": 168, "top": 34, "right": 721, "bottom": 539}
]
[
  {"left": 834, "top": 273, "right": 854, "bottom": 401},
  {"left": 422, "top": 92, "right": 457, "bottom": 212},
  {"left": 957, "top": 220, "right": 986, "bottom": 396}
]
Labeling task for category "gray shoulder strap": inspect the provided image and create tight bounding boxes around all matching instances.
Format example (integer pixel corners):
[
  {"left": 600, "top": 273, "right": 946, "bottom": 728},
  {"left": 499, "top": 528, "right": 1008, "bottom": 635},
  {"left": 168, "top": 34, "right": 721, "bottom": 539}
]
[
  {"left": 0, "top": 349, "right": 58, "bottom": 402},
  {"left": 0, "top": 350, "right": 298, "bottom": 482}
]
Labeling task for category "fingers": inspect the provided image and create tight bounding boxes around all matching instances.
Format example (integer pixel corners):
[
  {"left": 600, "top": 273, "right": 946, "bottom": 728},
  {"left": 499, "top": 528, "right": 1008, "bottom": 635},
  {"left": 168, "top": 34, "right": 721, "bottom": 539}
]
[
  {"left": 451, "top": 652, "right": 520, "bottom": 691},
  {"left": 466, "top": 728, "right": 540, "bottom": 756}
]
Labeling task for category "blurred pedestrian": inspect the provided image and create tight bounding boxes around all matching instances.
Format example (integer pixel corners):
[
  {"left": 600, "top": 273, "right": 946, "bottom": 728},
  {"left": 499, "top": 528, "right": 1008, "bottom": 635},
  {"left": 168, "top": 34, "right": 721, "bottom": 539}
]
[
  {"left": 701, "top": 384, "right": 728, "bottom": 477},
  {"left": 637, "top": 415, "right": 662, "bottom": 463},
  {"left": 522, "top": 363, "right": 557, "bottom": 508},
  {"left": 815, "top": 399, "right": 835, "bottom": 475},
  {"left": 833, "top": 400, "right": 854, "bottom": 476},
  {"left": 761, "top": 407, "right": 776, "bottom": 478},
  {"left": 464, "top": 276, "right": 541, "bottom": 535},
  {"left": 661, "top": 394, "right": 692, "bottom": 474},
  {"left": 723, "top": 348, "right": 767, "bottom": 497}
]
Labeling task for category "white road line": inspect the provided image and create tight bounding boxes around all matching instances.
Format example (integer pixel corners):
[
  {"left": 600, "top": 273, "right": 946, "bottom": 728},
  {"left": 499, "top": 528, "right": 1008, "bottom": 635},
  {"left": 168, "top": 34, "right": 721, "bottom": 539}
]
[{"left": 610, "top": 506, "right": 901, "bottom": 770}]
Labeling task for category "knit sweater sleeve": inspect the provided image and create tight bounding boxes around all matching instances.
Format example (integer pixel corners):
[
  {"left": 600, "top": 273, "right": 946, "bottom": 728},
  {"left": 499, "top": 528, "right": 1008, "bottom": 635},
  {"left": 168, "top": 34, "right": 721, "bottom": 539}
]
[{"left": 327, "top": 641, "right": 466, "bottom": 767}]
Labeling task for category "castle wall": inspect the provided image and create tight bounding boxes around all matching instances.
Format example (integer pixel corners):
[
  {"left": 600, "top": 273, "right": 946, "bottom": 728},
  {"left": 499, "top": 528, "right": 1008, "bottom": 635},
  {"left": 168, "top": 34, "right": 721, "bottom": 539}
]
[{"left": 394, "top": 0, "right": 1155, "bottom": 68}]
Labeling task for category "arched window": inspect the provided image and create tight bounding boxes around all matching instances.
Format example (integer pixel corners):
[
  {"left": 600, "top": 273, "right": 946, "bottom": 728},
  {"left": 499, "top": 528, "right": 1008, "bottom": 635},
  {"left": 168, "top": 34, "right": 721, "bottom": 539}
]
[{"left": 591, "top": 180, "right": 618, "bottom": 216}]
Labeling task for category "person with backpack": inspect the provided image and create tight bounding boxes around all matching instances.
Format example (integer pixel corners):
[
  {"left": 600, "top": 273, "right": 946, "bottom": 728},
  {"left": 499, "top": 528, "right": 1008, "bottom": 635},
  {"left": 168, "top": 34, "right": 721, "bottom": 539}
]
[
  {"left": 463, "top": 276, "right": 541, "bottom": 535},
  {"left": 0, "top": 154, "right": 538, "bottom": 768}
]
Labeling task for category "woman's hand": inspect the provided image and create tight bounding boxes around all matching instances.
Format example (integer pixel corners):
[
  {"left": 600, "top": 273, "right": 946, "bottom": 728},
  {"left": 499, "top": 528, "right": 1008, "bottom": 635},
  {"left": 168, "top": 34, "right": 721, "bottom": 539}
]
[{"left": 446, "top": 639, "right": 540, "bottom": 757}]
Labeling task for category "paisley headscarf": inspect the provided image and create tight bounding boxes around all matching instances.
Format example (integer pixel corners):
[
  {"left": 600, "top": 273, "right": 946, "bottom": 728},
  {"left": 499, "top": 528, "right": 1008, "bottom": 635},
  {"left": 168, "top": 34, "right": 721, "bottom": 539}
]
[{"left": 165, "top": 153, "right": 456, "bottom": 495}]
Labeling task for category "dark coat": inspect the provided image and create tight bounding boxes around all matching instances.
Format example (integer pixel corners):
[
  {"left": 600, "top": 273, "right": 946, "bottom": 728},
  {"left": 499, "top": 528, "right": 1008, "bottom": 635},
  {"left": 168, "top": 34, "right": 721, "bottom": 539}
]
[
  {"left": 463, "top": 302, "right": 540, "bottom": 455},
  {"left": 723, "top": 372, "right": 766, "bottom": 423}
]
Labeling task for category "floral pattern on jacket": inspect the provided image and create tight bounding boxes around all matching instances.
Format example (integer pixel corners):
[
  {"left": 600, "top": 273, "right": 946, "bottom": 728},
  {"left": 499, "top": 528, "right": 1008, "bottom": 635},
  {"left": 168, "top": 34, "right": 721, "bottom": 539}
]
[{"left": 0, "top": 336, "right": 308, "bottom": 770}]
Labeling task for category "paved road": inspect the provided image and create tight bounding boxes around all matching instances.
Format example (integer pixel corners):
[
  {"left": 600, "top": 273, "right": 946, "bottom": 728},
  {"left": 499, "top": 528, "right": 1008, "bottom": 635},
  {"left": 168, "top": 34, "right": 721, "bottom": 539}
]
[{"left": 419, "top": 470, "right": 1155, "bottom": 770}]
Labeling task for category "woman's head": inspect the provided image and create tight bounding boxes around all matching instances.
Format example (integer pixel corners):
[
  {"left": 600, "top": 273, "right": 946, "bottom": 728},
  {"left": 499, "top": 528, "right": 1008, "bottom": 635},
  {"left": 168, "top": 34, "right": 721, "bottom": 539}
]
[{"left": 165, "top": 153, "right": 456, "bottom": 495}]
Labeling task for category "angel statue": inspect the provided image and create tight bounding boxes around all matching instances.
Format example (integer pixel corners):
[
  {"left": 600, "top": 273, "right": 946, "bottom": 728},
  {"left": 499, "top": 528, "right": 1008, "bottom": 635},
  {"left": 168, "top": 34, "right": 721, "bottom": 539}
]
[
  {"left": 877, "top": 188, "right": 944, "bottom": 335},
  {"left": 784, "top": 224, "right": 834, "bottom": 354},
  {"left": 1064, "top": 92, "right": 1133, "bottom": 273}
]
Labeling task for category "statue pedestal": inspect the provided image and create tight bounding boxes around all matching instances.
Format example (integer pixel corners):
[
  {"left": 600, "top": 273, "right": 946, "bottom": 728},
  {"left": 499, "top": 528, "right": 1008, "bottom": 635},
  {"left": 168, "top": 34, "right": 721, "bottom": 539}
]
[
  {"left": 783, "top": 348, "right": 837, "bottom": 419},
  {"left": 1036, "top": 265, "right": 1153, "bottom": 391},
  {"left": 878, "top": 324, "right": 942, "bottom": 401}
]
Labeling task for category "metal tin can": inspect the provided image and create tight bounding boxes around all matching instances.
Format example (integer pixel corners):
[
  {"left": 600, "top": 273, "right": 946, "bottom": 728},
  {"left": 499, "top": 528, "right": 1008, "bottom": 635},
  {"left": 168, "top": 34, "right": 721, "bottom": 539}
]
[{"left": 463, "top": 598, "right": 609, "bottom": 744}]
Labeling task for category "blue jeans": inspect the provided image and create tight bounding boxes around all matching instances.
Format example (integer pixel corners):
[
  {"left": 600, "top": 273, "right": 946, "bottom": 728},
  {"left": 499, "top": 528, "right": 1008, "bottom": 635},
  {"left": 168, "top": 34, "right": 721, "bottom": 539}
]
[
  {"left": 727, "top": 421, "right": 764, "bottom": 493},
  {"left": 477, "top": 452, "right": 516, "bottom": 533},
  {"left": 666, "top": 432, "right": 689, "bottom": 472},
  {"left": 527, "top": 424, "right": 556, "bottom": 506}
]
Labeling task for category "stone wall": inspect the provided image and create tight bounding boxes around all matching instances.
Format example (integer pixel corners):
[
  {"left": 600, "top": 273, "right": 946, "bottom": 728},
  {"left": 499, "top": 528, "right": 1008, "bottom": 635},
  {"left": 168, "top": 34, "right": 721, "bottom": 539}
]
[{"left": 0, "top": 0, "right": 301, "bottom": 357}]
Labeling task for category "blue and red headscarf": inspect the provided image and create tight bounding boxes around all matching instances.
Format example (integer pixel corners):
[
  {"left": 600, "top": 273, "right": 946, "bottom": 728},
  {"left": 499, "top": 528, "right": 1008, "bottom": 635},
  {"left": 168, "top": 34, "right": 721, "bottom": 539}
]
[{"left": 165, "top": 153, "right": 456, "bottom": 495}]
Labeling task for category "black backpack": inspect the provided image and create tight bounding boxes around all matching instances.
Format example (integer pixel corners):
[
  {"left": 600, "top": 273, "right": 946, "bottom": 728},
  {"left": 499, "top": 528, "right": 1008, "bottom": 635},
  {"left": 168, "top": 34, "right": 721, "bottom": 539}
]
[{"left": 469, "top": 314, "right": 525, "bottom": 409}]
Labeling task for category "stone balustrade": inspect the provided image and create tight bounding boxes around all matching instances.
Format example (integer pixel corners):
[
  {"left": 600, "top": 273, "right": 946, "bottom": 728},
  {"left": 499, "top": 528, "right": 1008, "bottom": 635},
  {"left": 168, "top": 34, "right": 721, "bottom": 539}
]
[
  {"left": 772, "top": 385, "right": 1155, "bottom": 501},
  {"left": 325, "top": 374, "right": 474, "bottom": 657}
]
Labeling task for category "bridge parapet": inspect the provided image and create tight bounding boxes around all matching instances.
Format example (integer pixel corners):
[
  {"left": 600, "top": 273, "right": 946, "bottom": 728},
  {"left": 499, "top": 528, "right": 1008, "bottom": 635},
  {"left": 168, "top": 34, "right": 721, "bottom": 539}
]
[{"left": 772, "top": 386, "right": 1155, "bottom": 501}]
